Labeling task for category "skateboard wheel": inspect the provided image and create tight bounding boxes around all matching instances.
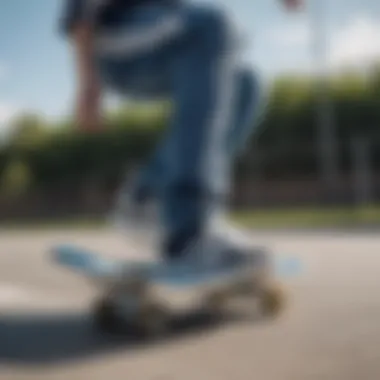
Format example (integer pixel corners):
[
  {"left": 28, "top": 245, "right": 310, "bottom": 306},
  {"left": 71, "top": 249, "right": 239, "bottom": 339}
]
[
  {"left": 135, "top": 304, "right": 169, "bottom": 338},
  {"left": 92, "top": 297, "right": 125, "bottom": 334},
  {"left": 258, "top": 282, "right": 286, "bottom": 317},
  {"left": 204, "top": 290, "right": 229, "bottom": 316}
]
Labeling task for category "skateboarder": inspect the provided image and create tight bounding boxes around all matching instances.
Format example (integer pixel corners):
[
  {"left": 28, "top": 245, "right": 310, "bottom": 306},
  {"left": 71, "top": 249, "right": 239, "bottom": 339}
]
[{"left": 60, "top": 0, "right": 303, "bottom": 265}]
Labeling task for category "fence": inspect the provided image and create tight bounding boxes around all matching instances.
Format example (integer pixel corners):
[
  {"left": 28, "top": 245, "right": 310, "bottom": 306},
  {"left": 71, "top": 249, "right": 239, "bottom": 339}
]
[
  {"left": 233, "top": 134, "right": 380, "bottom": 208},
  {"left": 1, "top": 135, "right": 379, "bottom": 222}
]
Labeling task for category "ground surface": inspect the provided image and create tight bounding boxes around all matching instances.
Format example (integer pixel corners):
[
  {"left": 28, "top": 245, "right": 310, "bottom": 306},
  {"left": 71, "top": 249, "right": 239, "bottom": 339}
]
[
  {"left": 1, "top": 228, "right": 380, "bottom": 380},
  {"left": 2, "top": 204, "right": 380, "bottom": 230}
]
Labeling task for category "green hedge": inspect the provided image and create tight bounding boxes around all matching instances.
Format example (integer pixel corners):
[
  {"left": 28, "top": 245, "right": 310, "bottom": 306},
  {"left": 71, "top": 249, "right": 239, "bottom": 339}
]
[{"left": 1, "top": 69, "right": 380, "bottom": 194}]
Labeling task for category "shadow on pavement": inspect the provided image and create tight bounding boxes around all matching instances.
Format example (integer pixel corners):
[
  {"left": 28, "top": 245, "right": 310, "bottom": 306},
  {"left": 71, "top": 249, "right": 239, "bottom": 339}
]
[{"left": 0, "top": 310, "right": 259, "bottom": 366}]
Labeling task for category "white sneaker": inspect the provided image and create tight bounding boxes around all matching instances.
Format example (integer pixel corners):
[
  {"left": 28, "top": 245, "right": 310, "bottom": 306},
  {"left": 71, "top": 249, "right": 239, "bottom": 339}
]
[
  {"left": 210, "top": 214, "right": 270, "bottom": 269},
  {"left": 209, "top": 211, "right": 258, "bottom": 250},
  {"left": 108, "top": 170, "right": 161, "bottom": 255},
  {"left": 167, "top": 228, "right": 269, "bottom": 272},
  {"left": 109, "top": 165, "right": 159, "bottom": 227}
]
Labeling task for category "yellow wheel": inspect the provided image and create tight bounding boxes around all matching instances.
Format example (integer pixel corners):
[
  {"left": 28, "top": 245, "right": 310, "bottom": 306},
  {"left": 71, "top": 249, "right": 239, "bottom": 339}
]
[
  {"left": 259, "top": 282, "right": 286, "bottom": 318},
  {"left": 205, "top": 290, "right": 229, "bottom": 315},
  {"left": 136, "top": 303, "right": 169, "bottom": 338},
  {"left": 93, "top": 297, "right": 125, "bottom": 334}
]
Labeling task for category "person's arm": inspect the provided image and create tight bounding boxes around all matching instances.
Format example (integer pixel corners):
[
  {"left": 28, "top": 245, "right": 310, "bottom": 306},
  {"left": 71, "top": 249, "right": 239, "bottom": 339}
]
[
  {"left": 71, "top": 23, "right": 102, "bottom": 132},
  {"left": 60, "top": 0, "right": 102, "bottom": 132}
]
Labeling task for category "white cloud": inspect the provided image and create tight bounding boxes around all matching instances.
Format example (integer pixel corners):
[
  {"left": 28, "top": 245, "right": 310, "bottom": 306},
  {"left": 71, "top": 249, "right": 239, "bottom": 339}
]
[
  {"left": 0, "top": 103, "right": 17, "bottom": 125},
  {"left": 329, "top": 15, "right": 380, "bottom": 71},
  {"left": 265, "top": 14, "right": 380, "bottom": 75},
  {"left": 0, "top": 103, "right": 19, "bottom": 143},
  {"left": 270, "top": 20, "right": 311, "bottom": 48}
]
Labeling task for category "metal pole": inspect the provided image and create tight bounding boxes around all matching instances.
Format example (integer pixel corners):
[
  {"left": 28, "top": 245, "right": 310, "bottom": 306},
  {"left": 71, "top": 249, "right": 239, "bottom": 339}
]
[
  {"left": 309, "top": 0, "right": 339, "bottom": 197},
  {"left": 352, "top": 136, "right": 372, "bottom": 207}
]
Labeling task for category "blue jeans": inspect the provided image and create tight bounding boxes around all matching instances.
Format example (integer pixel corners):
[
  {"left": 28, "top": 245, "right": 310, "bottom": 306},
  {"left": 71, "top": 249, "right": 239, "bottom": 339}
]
[{"left": 96, "top": 2, "right": 265, "bottom": 259}]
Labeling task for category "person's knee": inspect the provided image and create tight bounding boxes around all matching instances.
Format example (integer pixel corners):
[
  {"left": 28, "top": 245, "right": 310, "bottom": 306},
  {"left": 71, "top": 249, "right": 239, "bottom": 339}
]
[{"left": 188, "top": 5, "right": 237, "bottom": 53}]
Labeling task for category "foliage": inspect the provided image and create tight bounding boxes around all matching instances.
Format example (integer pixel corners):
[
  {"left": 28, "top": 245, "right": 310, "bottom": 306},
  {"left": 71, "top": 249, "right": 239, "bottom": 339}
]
[
  {"left": 1, "top": 69, "right": 380, "bottom": 196},
  {"left": 0, "top": 159, "right": 32, "bottom": 198}
]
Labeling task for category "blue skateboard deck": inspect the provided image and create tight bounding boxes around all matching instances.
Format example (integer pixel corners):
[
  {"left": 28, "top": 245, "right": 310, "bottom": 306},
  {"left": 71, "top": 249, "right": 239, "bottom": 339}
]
[
  {"left": 52, "top": 244, "right": 301, "bottom": 290},
  {"left": 52, "top": 244, "right": 125, "bottom": 278},
  {"left": 51, "top": 244, "right": 265, "bottom": 288}
]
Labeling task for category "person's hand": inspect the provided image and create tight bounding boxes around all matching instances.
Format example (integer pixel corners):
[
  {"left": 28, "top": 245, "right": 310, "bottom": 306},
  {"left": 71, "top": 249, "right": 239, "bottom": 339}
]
[
  {"left": 281, "top": 0, "right": 304, "bottom": 11},
  {"left": 76, "top": 87, "right": 101, "bottom": 132},
  {"left": 71, "top": 23, "right": 102, "bottom": 132}
]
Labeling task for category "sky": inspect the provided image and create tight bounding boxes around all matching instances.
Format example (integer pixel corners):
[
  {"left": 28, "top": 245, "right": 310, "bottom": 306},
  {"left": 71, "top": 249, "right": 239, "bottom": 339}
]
[{"left": 1, "top": 0, "right": 380, "bottom": 131}]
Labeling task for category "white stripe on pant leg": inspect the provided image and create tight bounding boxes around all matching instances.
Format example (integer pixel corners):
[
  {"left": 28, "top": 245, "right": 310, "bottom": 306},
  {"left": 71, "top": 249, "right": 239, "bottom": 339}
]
[
  {"left": 245, "top": 72, "right": 270, "bottom": 145},
  {"left": 201, "top": 20, "right": 239, "bottom": 227},
  {"left": 95, "top": 15, "right": 184, "bottom": 57},
  {"left": 233, "top": 68, "right": 270, "bottom": 156}
]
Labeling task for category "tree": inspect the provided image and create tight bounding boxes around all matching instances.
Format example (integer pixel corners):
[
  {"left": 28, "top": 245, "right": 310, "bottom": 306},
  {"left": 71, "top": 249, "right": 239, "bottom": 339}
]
[
  {"left": 8, "top": 112, "right": 49, "bottom": 150},
  {"left": 0, "top": 159, "right": 32, "bottom": 198}
]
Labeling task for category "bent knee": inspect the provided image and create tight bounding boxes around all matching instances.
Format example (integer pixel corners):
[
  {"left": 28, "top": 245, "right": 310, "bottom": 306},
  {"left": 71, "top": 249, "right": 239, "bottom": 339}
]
[{"left": 186, "top": 5, "right": 237, "bottom": 53}]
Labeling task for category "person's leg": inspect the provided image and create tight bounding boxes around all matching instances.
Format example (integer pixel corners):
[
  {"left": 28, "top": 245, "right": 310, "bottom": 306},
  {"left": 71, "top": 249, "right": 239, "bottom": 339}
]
[
  {"left": 130, "top": 135, "right": 169, "bottom": 204},
  {"left": 97, "top": 3, "right": 261, "bottom": 262},
  {"left": 125, "top": 53, "right": 267, "bottom": 262},
  {"left": 158, "top": 6, "right": 240, "bottom": 260},
  {"left": 97, "top": 3, "right": 186, "bottom": 218},
  {"left": 206, "top": 67, "right": 268, "bottom": 246},
  {"left": 131, "top": 68, "right": 266, "bottom": 211}
]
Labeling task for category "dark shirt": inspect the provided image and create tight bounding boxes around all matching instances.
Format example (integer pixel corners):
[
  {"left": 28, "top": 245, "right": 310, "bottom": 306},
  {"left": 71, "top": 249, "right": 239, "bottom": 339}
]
[{"left": 60, "top": 0, "right": 180, "bottom": 36}]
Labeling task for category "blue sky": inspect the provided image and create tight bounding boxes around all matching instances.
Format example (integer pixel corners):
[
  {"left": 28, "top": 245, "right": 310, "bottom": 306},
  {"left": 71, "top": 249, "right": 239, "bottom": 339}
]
[{"left": 1, "top": 0, "right": 380, "bottom": 130}]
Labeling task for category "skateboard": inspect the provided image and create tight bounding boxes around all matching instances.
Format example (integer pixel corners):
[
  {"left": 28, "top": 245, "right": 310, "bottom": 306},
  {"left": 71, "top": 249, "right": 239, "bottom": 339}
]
[{"left": 51, "top": 244, "right": 286, "bottom": 337}]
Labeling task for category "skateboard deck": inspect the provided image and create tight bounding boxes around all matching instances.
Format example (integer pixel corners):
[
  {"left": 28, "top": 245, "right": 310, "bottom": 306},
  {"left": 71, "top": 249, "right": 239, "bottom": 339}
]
[
  {"left": 52, "top": 244, "right": 287, "bottom": 336},
  {"left": 52, "top": 244, "right": 262, "bottom": 285}
]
